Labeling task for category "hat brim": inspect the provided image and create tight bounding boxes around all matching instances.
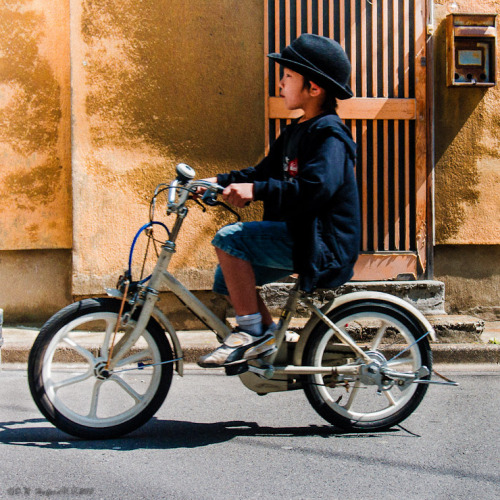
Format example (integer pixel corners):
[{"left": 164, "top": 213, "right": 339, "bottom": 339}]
[{"left": 268, "top": 53, "right": 353, "bottom": 100}]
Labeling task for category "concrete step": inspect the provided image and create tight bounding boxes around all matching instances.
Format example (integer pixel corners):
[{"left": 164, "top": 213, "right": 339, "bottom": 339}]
[
  {"left": 259, "top": 280, "right": 447, "bottom": 316},
  {"left": 230, "top": 313, "right": 487, "bottom": 343},
  {"left": 427, "top": 314, "right": 485, "bottom": 343}
]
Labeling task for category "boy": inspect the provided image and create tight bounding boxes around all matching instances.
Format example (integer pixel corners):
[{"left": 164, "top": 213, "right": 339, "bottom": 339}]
[{"left": 198, "top": 34, "right": 360, "bottom": 368}]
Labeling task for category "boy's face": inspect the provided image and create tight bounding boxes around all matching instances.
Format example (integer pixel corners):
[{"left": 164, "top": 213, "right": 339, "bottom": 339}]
[{"left": 279, "top": 68, "right": 309, "bottom": 111}]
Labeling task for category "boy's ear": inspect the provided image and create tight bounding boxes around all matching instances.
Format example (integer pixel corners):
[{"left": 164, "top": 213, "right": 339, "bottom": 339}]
[{"left": 308, "top": 81, "right": 325, "bottom": 97}]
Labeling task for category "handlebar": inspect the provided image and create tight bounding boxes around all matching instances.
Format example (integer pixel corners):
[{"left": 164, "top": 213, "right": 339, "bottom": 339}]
[
  {"left": 151, "top": 163, "right": 241, "bottom": 224},
  {"left": 167, "top": 179, "right": 224, "bottom": 210},
  {"left": 167, "top": 179, "right": 180, "bottom": 205},
  {"left": 165, "top": 164, "right": 224, "bottom": 213}
]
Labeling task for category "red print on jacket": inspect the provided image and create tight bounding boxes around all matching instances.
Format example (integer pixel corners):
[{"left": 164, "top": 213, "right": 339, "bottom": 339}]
[{"left": 286, "top": 158, "right": 299, "bottom": 178}]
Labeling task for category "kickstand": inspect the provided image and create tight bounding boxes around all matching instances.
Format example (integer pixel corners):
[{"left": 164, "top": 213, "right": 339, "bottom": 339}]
[{"left": 433, "top": 369, "right": 459, "bottom": 386}]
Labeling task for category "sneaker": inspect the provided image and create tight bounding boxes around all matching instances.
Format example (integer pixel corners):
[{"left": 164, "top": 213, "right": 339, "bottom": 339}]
[{"left": 197, "top": 329, "right": 276, "bottom": 368}]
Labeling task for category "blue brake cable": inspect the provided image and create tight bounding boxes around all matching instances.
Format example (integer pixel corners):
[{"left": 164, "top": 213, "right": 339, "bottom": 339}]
[{"left": 127, "top": 221, "right": 170, "bottom": 284}]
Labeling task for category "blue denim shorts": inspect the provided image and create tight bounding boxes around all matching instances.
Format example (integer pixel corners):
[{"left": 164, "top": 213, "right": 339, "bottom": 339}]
[{"left": 212, "top": 221, "right": 294, "bottom": 296}]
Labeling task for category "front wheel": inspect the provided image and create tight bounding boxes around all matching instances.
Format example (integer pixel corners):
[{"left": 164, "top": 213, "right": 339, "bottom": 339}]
[
  {"left": 28, "top": 298, "right": 174, "bottom": 439},
  {"left": 303, "top": 300, "right": 432, "bottom": 432}
]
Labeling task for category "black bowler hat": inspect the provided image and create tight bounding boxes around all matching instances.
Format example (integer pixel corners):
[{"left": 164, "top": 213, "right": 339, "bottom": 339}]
[{"left": 268, "top": 34, "right": 353, "bottom": 100}]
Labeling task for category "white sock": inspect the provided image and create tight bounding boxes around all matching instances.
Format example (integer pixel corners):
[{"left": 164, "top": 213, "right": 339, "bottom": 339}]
[
  {"left": 266, "top": 321, "right": 278, "bottom": 332},
  {"left": 236, "top": 313, "right": 263, "bottom": 336}
]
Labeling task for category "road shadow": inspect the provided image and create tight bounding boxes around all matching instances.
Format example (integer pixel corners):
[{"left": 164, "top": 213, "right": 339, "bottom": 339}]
[
  {"left": 0, "top": 417, "right": 408, "bottom": 450},
  {"left": 2, "top": 417, "right": 498, "bottom": 488}
]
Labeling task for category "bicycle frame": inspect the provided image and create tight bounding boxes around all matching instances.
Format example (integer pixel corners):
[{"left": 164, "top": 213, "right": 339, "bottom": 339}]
[
  {"left": 106, "top": 175, "right": 439, "bottom": 394},
  {"left": 106, "top": 211, "right": 231, "bottom": 373}
]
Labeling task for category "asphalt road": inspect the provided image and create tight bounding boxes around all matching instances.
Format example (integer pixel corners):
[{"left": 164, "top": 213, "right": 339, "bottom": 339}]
[{"left": 0, "top": 364, "right": 499, "bottom": 500}]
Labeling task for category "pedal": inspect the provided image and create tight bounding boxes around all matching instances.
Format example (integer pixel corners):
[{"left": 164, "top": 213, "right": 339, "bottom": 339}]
[{"left": 224, "top": 362, "right": 249, "bottom": 376}]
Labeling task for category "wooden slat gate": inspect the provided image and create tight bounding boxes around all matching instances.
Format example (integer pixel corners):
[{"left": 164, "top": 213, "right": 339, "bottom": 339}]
[{"left": 265, "top": 0, "right": 430, "bottom": 280}]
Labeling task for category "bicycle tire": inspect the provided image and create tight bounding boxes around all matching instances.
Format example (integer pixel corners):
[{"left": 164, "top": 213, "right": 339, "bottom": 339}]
[
  {"left": 28, "top": 298, "right": 173, "bottom": 439},
  {"left": 303, "top": 300, "right": 432, "bottom": 432}
]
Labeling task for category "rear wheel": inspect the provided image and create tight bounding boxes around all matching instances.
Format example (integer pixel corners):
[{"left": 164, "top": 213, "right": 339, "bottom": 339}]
[
  {"left": 28, "top": 298, "right": 173, "bottom": 439},
  {"left": 303, "top": 301, "right": 432, "bottom": 431}
]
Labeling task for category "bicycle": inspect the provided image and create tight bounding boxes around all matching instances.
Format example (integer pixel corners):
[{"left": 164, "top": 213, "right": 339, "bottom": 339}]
[{"left": 28, "top": 163, "right": 455, "bottom": 439}]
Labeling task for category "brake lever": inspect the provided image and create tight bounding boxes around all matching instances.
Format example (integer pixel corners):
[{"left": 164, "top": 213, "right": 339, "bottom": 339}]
[
  {"left": 198, "top": 186, "right": 242, "bottom": 221},
  {"left": 191, "top": 196, "right": 206, "bottom": 212},
  {"left": 202, "top": 190, "right": 219, "bottom": 206},
  {"left": 218, "top": 201, "right": 241, "bottom": 221}
]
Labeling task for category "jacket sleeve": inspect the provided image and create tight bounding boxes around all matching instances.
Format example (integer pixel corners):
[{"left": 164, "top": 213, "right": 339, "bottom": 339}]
[
  {"left": 216, "top": 134, "right": 285, "bottom": 187},
  {"left": 252, "top": 130, "right": 349, "bottom": 217}
]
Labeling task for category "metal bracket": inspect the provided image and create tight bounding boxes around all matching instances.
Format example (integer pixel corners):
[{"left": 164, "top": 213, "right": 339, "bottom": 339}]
[{"left": 248, "top": 363, "right": 275, "bottom": 379}]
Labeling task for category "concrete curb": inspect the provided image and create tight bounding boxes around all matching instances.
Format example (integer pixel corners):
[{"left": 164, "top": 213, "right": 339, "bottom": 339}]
[
  {"left": 1, "top": 316, "right": 499, "bottom": 365},
  {"left": 1, "top": 336, "right": 499, "bottom": 365}
]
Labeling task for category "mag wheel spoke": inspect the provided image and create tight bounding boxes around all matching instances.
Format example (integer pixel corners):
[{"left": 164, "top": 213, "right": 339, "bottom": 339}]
[
  {"left": 344, "top": 381, "right": 361, "bottom": 410},
  {"left": 50, "top": 370, "right": 93, "bottom": 392},
  {"left": 386, "top": 356, "right": 414, "bottom": 369},
  {"left": 383, "top": 389, "right": 397, "bottom": 406},
  {"left": 99, "top": 319, "right": 118, "bottom": 359},
  {"left": 88, "top": 379, "right": 104, "bottom": 419},
  {"left": 62, "top": 337, "right": 95, "bottom": 364},
  {"left": 110, "top": 375, "right": 142, "bottom": 403},
  {"left": 370, "top": 323, "right": 388, "bottom": 351}
]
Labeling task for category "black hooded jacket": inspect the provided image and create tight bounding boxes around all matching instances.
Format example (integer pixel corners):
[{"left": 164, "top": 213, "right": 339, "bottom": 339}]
[{"left": 217, "top": 113, "right": 360, "bottom": 293}]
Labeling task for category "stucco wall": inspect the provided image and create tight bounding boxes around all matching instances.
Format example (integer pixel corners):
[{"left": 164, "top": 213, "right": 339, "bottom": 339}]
[
  {"left": 433, "top": 1, "right": 500, "bottom": 317},
  {"left": 433, "top": 0, "right": 500, "bottom": 244},
  {"left": 0, "top": 0, "right": 71, "bottom": 250},
  {"left": 0, "top": 1, "right": 72, "bottom": 323},
  {"left": 435, "top": 245, "right": 499, "bottom": 319},
  {"left": 0, "top": 250, "right": 72, "bottom": 324},
  {"left": 70, "top": 0, "right": 265, "bottom": 296},
  {"left": 1, "top": 0, "right": 264, "bottom": 324},
  {"left": 1, "top": 0, "right": 498, "bottom": 324}
]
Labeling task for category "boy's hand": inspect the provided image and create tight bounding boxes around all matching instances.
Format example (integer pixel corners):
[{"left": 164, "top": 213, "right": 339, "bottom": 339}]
[{"left": 223, "top": 183, "right": 254, "bottom": 208}]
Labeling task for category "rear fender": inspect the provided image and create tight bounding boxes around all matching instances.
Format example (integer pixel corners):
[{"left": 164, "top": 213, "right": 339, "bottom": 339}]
[{"left": 293, "top": 291, "right": 437, "bottom": 366}]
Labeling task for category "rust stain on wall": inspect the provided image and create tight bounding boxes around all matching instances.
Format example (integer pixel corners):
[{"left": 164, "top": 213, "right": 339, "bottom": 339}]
[{"left": 0, "top": 0, "right": 70, "bottom": 249}]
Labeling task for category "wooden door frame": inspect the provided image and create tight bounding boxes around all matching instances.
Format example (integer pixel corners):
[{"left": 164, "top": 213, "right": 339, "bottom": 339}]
[{"left": 425, "top": 0, "right": 435, "bottom": 279}]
